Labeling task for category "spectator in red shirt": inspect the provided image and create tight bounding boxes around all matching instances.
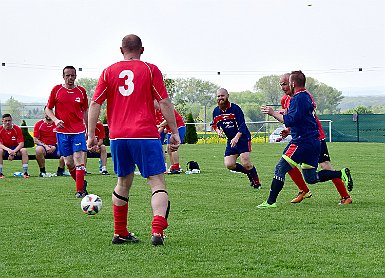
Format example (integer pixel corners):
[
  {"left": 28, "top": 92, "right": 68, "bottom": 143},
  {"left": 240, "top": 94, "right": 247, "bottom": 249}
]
[{"left": 0, "top": 113, "right": 30, "bottom": 178}]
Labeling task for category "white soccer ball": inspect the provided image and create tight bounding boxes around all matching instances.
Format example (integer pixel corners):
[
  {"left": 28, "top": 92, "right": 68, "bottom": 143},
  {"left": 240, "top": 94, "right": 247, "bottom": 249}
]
[{"left": 81, "top": 194, "right": 103, "bottom": 215}]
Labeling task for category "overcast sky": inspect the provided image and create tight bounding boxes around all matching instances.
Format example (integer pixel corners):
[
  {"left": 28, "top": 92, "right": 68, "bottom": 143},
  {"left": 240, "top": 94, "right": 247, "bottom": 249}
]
[{"left": 0, "top": 0, "right": 384, "bottom": 102}]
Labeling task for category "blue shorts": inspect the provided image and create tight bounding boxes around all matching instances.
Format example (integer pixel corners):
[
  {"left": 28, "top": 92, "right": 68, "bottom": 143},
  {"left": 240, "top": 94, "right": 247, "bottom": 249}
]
[
  {"left": 36, "top": 144, "right": 61, "bottom": 159},
  {"left": 160, "top": 130, "right": 167, "bottom": 145},
  {"left": 56, "top": 133, "right": 87, "bottom": 157},
  {"left": 167, "top": 126, "right": 186, "bottom": 144},
  {"left": 224, "top": 138, "right": 251, "bottom": 157},
  {"left": 110, "top": 139, "right": 165, "bottom": 178},
  {"left": 2, "top": 146, "right": 22, "bottom": 160},
  {"left": 282, "top": 138, "right": 320, "bottom": 168}
]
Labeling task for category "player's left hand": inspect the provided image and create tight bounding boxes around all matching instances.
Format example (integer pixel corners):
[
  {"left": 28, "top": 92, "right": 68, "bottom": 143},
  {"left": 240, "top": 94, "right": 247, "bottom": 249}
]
[{"left": 230, "top": 137, "right": 238, "bottom": 148}]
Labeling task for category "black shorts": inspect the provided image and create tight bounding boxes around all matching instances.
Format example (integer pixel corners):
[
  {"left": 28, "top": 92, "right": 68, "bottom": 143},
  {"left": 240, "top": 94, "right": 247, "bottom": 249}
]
[{"left": 318, "top": 139, "right": 331, "bottom": 164}]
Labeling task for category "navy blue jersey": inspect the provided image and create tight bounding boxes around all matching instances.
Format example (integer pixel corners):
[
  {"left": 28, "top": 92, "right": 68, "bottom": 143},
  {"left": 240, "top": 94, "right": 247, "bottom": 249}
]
[
  {"left": 283, "top": 90, "right": 319, "bottom": 143},
  {"left": 212, "top": 102, "right": 251, "bottom": 141}
]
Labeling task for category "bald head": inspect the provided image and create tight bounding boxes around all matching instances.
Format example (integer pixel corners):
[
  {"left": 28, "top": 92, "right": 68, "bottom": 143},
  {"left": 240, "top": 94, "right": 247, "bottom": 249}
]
[
  {"left": 216, "top": 88, "right": 229, "bottom": 97},
  {"left": 279, "top": 73, "right": 291, "bottom": 96},
  {"left": 121, "top": 34, "right": 143, "bottom": 56}
]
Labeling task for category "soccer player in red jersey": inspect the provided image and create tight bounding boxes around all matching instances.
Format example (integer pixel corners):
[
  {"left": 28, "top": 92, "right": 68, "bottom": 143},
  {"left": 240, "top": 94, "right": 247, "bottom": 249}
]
[
  {"left": 33, "top": 111, "right": 65, "bottom": 177},
  {"left": 87, "top": 34, "right": 180, "bottom": 246},
  {"left": 46, "top": 66, "right": 89, "bottom": 198},
  {"left": 0, "top": 113, "right": 30, "bottom": 178},
  {"left": 84, "top": 121, "right": 109, "bottom": 175}
]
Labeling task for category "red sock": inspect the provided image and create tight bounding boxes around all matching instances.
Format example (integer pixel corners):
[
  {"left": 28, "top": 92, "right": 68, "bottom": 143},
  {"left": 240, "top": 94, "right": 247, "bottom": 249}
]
[
  {"left": 152, "top": 215, "right": 168, "bottom": 236},
  {"left": 113, "top": 203, "right": 129, "bottom": 237},
  {"left": 75, "top": 164, "right": 85, "bottom": 192},
  {"left": 69, "top": 166, "right": 76, "bottom": 181},
  {"left": 332, "top": 178, "right": 350, "bottom": 198},
  {"left": 288, "top": 167, "right": 310, "bottom": 192},
  {"left": 171, "top": 163, "right": 180, "bottom": 170}
]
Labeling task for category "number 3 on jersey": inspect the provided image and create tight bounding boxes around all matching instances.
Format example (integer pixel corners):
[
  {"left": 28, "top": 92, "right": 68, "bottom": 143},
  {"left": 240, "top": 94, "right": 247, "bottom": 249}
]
[{"left": 119, "top": 70, "right": 134, "bottom": 96}]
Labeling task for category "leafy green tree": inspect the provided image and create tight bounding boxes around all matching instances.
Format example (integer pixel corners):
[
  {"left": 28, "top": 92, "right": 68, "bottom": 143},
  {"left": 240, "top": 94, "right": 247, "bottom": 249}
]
[
  {"left": 77, "top": 78, "right": 98, "bottom": 99},
  {"left": 253, "top": 75, "right": 281, "bottom": 105},
  {"left": 21, "top": 120, "right": 34, "bottom": 148},
  {"left": 3, "top": 97, "right": 24, "bottom": 125},
  {"left": 172, "top": 78, "right": 219, "bottom": 120},
  {"left": 344, "top": 105, "right": 373, "bottom": 114},
  {"left": 185, "top": 113, "right": 198, "bottom": 144}
]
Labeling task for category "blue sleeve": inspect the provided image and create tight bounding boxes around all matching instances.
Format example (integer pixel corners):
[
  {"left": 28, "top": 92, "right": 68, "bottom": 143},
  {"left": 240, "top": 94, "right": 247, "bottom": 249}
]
[
  {"left": 283, "top": 94, "right": 311, "bottom": 127},
  {"left": 234, "top": 105, "right": 248, "bottom": 134}
]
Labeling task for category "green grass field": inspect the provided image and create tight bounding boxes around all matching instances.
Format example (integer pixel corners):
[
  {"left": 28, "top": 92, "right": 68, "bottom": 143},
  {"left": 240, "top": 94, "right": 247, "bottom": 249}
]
[{"left": 1, "top": 143, "right": 384, "bottom": 277}]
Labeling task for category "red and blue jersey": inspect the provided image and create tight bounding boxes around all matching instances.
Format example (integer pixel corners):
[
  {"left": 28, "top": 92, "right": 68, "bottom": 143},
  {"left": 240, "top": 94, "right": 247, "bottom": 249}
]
[
  {"left": 283, "top": 90, "right": 319, "bottom": 143},
  {"left": 212, "top": 102, "right": 251, "bottom": 141},
  {"left": 47, "top": 85, "right": 88, "bottom": 134},
  {"left": 92, "top": 60, "right": 169, "bottom": 139},
  {"left": 281, "top": 93, "right": 326, "bottom": 140}
]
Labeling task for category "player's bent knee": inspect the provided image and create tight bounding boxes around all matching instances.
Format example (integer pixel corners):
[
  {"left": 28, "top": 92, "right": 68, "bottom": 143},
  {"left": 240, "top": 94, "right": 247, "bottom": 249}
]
[
  {"left": 302, "top": 169, "right": 318, "bottom": 184},
  {"left": 274, "top": 157, "right": 292, "bottom": 180}
]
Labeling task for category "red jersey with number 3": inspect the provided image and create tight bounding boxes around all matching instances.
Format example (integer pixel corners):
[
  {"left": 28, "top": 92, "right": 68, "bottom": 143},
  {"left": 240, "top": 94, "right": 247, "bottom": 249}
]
[
  {"left": 0, "top": 124, "right": 24, "bottom": 147},
  {"left": 92, "top": 60, "right": 169, "bottom": 139},
  {"left": 33, "top": 120, "right": 57, "bottom": 145},
  {"left": 47, "top": 85, "right": 88, "bottom": 134},
  {"left": 280, "top": 94, "right": 326, "bottom": 140}
]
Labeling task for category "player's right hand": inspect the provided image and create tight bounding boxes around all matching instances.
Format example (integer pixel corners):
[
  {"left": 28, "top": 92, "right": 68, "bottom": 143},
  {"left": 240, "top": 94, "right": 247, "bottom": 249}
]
[{"left": 169, "top": 133, "right": 181, "bottom": 152}]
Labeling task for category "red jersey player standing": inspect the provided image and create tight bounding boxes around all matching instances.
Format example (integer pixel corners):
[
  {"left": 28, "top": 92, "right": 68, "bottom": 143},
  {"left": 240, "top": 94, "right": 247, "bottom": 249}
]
[
  {"left": 87, "top": 34, "right": 180, "bottom": 246},
  {"left": 46, "top": 66, "right": 89, "bottom": 198},
  {"left": 0, "top": 113, "right": 30, "bottom": 178}
]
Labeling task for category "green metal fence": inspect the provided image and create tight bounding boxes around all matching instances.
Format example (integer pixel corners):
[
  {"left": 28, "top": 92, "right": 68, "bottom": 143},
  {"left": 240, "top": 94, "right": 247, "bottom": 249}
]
[{"left": 318, "top": 114, "right": 385, "bottom": 143}]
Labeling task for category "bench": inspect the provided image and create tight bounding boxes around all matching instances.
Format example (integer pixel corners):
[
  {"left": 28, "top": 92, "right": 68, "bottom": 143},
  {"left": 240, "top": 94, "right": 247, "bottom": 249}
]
[{"left": 28, "top": 153, "right": 112, "bottom": 160}]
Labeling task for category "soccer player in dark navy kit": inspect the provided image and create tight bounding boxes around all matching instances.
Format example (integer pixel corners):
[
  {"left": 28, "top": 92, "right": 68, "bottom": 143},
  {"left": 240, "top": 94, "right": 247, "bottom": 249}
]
[
  {"left": 212, "top": 88, "right": 262, "bottom": 189},
  {"left": 257, "top": 71, "right": 353, "bottom": 208}
]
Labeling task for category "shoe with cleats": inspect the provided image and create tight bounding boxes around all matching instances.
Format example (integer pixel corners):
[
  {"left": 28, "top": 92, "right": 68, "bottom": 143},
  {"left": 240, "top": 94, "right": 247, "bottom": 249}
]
[
  {"left": 257, "top": 201, "right": 277, "bottom": 209},
  {"left": 112, "top": 233, "right": 140, "bottom": 244},
  {"left": 101, "top": 170, "right": 110, "bottom": 175},
  {"left": 23, "top": 172, "right": 30, "bottom": 178},
  {"left": 341, "top": 168, "right": 353, "bottom": 192},
  {"left": 291, "top": 190, "right": 312, "bottom": 203},
  {"left": 339, "top": 197, "right": 353, "bottom": 205},
  {"left": 75, "top": 180, "right": 88, "bottom": 198},
  {"left": 151, "top": 233, "right": 165, "bottom": 246},
  {"left": 0, "top": 173, "right": 5, "bottom": 179}
]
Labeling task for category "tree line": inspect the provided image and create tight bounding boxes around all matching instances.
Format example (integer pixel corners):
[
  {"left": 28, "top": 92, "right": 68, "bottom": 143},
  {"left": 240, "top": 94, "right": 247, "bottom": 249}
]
[{"left": 2, "top": 75, "right": 383, "bottom": 126}]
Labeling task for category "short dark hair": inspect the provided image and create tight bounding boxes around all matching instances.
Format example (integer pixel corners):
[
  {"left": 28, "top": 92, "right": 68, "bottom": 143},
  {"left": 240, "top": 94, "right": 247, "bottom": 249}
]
[
  {"left": 290, "top": 70, "right": 306, "bottom": 87},
  {"left": 2, "top": 113, "right": 12, "bottom": 119},
  {"left": 121, "top": 34, "right": 142, "bottom": 52},
  {"left": 63, "top": 66, "right": 76, "bottom": 75}
]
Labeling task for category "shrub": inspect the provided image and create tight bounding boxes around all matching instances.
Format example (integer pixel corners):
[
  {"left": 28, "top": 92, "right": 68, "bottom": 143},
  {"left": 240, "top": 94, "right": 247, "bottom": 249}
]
[
  {"left": 185, "top": 113, "right": 198, "bottom": 144},
  {"left": 21, "top": 120, "right": 35, "bottom": 148}
]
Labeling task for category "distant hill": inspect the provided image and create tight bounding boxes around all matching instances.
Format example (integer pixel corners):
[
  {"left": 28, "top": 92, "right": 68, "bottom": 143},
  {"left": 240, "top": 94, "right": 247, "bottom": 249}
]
[{"left": 338, "top": 95, "right": 385, "bottom": 111}]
